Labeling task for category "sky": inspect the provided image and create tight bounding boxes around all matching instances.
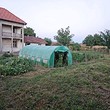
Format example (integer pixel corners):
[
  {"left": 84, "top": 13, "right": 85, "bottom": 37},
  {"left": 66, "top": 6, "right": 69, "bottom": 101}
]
[{"left": 0, "top": 0, "right": 110, "bottom": 43}]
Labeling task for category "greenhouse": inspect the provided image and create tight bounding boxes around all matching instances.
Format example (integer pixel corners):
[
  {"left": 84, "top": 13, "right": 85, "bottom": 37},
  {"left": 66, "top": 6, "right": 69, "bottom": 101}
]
[{"left": 19, "top": 45, "right": 72, "bottom": 67}]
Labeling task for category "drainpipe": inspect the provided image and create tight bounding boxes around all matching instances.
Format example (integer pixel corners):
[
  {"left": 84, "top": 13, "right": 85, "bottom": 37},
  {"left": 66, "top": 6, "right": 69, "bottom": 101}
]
[
  {"left": 21, "top": 27, "right": 24, "bottom": 48},
  {"left": 0, "top": 23, "right": 2, "bottom": 53},
  {"left": 11, "top": 25, "right": 13, "bottom": 53}
]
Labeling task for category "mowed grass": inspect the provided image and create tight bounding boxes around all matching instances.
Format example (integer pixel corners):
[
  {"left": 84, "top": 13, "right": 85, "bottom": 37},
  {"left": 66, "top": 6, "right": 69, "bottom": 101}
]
[{"left": 0, "top": 57, "right": 110, "bottom": 110}]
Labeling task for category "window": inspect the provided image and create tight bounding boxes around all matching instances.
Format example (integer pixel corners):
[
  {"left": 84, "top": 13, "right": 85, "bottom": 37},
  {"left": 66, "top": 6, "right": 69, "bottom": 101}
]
[{"left": 13, "top": 40, "right": 17, "bottom": 48}]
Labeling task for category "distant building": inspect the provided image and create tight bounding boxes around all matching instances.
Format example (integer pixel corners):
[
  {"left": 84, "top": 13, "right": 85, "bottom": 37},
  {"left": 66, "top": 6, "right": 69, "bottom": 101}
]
[
  {"left": 51, "top": 42, "right": 60, "bottom": 46},
  {"left": 24, "top": 36, "right": 47, "bottom": 46},
  {"left": 0, "top": 7, "right": 26, "bottom": 53}
]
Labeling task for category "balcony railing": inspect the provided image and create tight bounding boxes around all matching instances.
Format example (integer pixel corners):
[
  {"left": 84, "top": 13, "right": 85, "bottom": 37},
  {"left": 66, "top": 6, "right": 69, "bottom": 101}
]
[
  {"left": 2, "top": 32, "right": 22, "bottom": 38},
  {"left": 13, "top": 33, "right": 22, "bottom": 38},
  {"left": 2, "top": 32, "right": 12, "bottom": 37}
]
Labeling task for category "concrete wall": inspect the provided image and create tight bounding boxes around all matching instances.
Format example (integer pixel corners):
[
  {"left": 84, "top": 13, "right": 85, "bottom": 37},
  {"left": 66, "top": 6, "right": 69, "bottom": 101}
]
[
  {"left": 2, "top": 25, "right": 11, "bottom": 33},
  {"left": 13, "top": 40, "right": 23, "bottom": 52},
  {"left": 0, "top": 20, "right": 25, "bottom": 53},
  {"left": 2, "top": 39, "right": 11, "bottom": 52},
  {"left": 2, "top": 39, "right": 23, "bottom": 52}
]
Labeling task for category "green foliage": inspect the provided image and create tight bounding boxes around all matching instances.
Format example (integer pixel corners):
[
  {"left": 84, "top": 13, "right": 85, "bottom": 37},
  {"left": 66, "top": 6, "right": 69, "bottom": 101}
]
[
  {"left": 83, "top": 34, "right": 105, "bottom": 47},
  {"left": 2, "top": 52, "right": 14, "bottom": 57},
  {"left": 0, "top": 57, "right": 35, "bottom": 76},
  {"left": 54, "top": 26, "right": 74, "bottom": 46},
  {"left": 94, "top": 34, "right": 105, "bottom": 45},
  {"left": 100, "top": 29, "right": 110, "bottom": 49},
  {"left": 55, "top": 54, "right": 63, "bottom": 67},
  {"left": 72, "top": 51, "right": 104, "bottom": 62},
  {"left": 44, "top": 37, "right": 52, "bottom": 45},
  {"left": 0, "top": 57, "right": 110, "bottom": 109},
  {"left": 72, "top": 43, "right": 81, "bottom": 51},
  {"left": 82, "top": 30, "right": 110, "bottom": 50},
  {"left": 24, "top": 27, "right": 36, "bottom": 36},
  {"left": 83, "top": 35, "right": 94, "bottom": 47}
]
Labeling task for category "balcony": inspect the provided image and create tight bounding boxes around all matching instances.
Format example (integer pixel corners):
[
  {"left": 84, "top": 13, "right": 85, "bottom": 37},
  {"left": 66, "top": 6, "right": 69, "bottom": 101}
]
[
  {"left": 2, "top": 32, "right": 22, "bottom": 38},
  {"left": 13, "top": 33, "right": 22, "bottom": 38},
  {"left": 2, "top": 32, "right": 12, "bottom": 37}
]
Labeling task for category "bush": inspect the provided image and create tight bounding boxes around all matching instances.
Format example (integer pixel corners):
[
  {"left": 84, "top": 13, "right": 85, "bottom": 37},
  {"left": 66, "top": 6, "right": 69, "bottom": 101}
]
[
  {"left": 2, "top": 52, "right": 14, "bottom": 57},
  {"left": 72, "top": 51, "right": 104, "bottom": 62},
  {"left": 0, "top": 57, "right": 36, "bottom": 76}
]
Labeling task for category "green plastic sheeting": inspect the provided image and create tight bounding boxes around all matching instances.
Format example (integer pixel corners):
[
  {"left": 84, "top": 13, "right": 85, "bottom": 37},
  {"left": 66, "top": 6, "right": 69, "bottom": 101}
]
[{"left": 19, "top": 45, "right": 72, "bottom": 67}]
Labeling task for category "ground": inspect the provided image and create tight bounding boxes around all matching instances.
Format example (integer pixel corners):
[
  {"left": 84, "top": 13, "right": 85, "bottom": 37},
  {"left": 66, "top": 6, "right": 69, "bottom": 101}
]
[{"left": 0, "top": 56, "right": 110, "bottom": 110}]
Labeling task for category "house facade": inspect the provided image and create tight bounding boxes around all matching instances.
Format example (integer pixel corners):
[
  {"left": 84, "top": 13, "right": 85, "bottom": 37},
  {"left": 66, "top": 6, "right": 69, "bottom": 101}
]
[{"left": 0, "top": 7, "right": 26, "bottom": 53}]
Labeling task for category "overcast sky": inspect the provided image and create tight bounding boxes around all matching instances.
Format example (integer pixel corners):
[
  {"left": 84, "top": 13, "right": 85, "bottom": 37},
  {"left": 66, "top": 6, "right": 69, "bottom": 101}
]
[{"left": 1, "top": 0, "right": 110, "bottom": 43}]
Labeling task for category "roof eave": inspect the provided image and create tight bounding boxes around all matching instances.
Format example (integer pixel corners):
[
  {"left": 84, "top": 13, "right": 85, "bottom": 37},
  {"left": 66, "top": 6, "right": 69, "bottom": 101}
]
[{"left": 0, "top": 19, "right": 27, "bottom": 25}]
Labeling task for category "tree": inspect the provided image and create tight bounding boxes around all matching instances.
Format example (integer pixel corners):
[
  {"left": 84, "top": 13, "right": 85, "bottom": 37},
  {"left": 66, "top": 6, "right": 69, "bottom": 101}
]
[
  {"left": 82, "top": 35, "right": 94, "bottom": 47},
  {"left": 100, "top": 30, "right": 110, "bottom": 49},
  {"left": 44, "top": 38, "right": 52, "bottom": 46},
  {"left": 94, "top": 34, "right": 105, "bottom": 45},
  {"left": 24, "top": 27, "right": 36, "bottom": 36},
  {"left": 54, "top": 26, "right": 74, "bottom": 46}
]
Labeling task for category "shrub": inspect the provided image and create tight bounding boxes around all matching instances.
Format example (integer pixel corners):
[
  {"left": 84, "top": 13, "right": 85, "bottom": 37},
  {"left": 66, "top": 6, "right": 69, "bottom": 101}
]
[
  {"left": 2, "top": 52, "right": 14, "bottom": 57},
  {"left": 0, "top": 57, "right": 36, "bottom": 76},
  {"left": 72, "top": 51, "right": 104, "bottom": 62}
]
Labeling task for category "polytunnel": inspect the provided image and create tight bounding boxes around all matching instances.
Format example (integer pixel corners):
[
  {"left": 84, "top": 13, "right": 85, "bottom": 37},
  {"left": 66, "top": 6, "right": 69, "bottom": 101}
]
[{"left": 19, "top": 45, "right": 72, "bottom": 67}]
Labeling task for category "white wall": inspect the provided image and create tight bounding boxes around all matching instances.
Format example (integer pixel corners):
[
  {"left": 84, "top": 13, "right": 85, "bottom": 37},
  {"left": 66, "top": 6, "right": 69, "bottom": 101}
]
[
  {"left": 2, "top": 39, "right": 11, "bottom": 52},
  {"left": 2, "top": 25, "right": 11, "bottom": 33},
  {"left": 13, "top": 40, "right": 22, "bottom": 52}
]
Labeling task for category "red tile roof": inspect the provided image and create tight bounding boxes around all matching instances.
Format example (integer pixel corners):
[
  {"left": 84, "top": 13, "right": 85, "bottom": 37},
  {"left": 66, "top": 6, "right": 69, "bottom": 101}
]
[
  {"left": 0, "top": 7, "right": 26, "bottom": 25},
  {"left": 51, "top": 42, "right": 60, "bottom": 46},
  {"left": 24, "top": 36, "right": 47, "bottom": 44}
]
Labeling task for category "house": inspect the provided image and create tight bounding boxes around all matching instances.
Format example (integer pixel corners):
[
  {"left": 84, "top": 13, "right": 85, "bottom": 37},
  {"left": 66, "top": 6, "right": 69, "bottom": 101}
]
[
  {"left": 0, "top": 7, "right": 26, "bottom": 53},
  {"left": 51, "top": 42, "right": 60, "bottom": 46},
  {"left": 24, "top": 36, "right": 47, "bottom": 46}
]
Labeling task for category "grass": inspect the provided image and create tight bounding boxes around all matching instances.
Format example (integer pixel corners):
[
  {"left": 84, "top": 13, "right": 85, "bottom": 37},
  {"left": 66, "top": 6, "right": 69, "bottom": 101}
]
[{"left": 0, "top": 56, "right": 110, "bottom": 110}]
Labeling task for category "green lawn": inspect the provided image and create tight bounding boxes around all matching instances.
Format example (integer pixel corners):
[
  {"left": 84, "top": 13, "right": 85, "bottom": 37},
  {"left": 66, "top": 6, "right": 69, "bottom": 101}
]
[{"left": 0, "top": 56, "right": 110, "bottom": 110}]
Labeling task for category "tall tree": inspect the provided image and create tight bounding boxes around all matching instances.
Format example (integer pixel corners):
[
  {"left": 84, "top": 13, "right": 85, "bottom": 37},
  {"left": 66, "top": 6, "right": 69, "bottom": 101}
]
[
  {"left": 100, "top": 30, "right": 110, "bottom": 49},
  {"left": 54, "top": 26, "right": 74, "bottom": 46},
  {"left": 24, "top": 27, "right": 36, "bottom": 36},
  {"left": 82, "top": 35, "right": 94, "bottom": 47},
  {"left": 44, "top": 38, "right": 52, "bottom": 46},
  {"left": 94, "top": 34, "right": 105, "bottom": 45}
]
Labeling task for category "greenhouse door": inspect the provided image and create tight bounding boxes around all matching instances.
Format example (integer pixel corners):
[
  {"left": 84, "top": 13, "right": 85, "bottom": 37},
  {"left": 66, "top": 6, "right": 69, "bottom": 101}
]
[{"left": 54, "top": 52, "right": 68, "bottom": 67}]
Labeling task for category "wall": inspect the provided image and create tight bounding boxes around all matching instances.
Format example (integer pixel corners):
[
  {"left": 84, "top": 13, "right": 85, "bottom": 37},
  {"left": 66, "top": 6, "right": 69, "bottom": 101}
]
[
  {"left": 2, "top": 25, "right": 11, "bottom": 33},
  {"left": 0, "top": 20, "right": 25, "bottom": 53},
  {"left": 2, "top": 39, "right": 11, "bottom": 52},
  {"left": 13, "top": 40, "right": 22, "bottom": 52}
]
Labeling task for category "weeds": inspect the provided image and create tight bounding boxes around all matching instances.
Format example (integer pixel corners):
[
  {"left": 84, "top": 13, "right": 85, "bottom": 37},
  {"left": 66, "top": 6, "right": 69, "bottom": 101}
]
[{"left": 0, "top": 56, "right": 36, "bottom": 76}]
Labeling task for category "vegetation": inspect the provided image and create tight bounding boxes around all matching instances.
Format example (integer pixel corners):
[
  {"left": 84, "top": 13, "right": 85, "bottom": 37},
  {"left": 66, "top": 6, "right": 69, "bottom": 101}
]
[
  {"left": 100, "top": 29, "right": 110, "bottom": 49},
  {"left": 72, "top": 51, "right": 104, "bottom": 62},
  {"left": 0, "top": 54, "right": 110, "bottom": 110},
  {"left": 54, "top": 26, "right": 74, "bottom": 46},
  {"left": 71, "top": 43, "right": 81, "bottom": 51},
  {"left": 83, "top": 35, "right": 95, "bottom": 47},
  {"left": 0, "top": 55, "right": 35, "bottom": 76},
  {"left": 24, "top": 27, "right": 36, "bottom": 36},
  {"left": 44, "top": 37, "right": 52, "bottom": 46},
  {"left": 82, "top": 30, "right": 110, "bottom": 50}
]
